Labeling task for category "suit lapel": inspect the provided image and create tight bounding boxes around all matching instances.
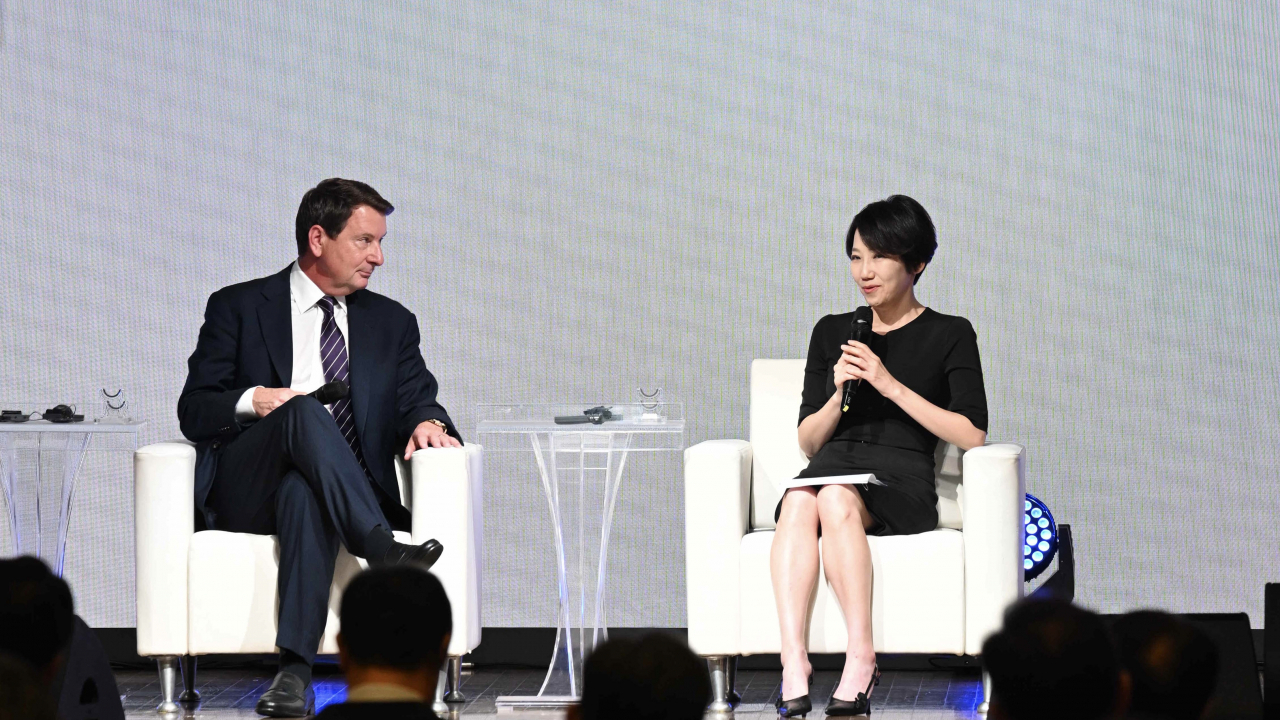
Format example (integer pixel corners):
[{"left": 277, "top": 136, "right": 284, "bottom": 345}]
[
  {"left": 345, "top": 290, "right": 374, "bottom": 443},
  {"left": 257, "top": 267, "right": 293, "bottom": 387}
]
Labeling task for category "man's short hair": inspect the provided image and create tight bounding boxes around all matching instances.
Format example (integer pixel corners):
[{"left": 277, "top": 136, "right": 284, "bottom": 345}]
[
  {"left": 845, "top": 194, "right": 937, "bottom": 284},
  {"left": 0, "top": 557, "right": 74, "bottom": 673},
  {"left": 578, "top": 633, "right": 710, "bottom": 720},
  {"left": 295, "top": 178, "right": 394, "bottom": 256},
  {"left": 1113, "top": 610, "right": 1218, "bottom": 720},
  {"left": 338, "top": 566, "right": 451, "bottom": 671},
  {"left": 982, "top": 598, "right": 1122, "bottom": 720}
]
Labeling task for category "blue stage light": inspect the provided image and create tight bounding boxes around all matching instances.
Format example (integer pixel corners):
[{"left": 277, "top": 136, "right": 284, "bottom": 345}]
[{"left": 1023, "top": 494, "right": 1058, "bottom": 580}]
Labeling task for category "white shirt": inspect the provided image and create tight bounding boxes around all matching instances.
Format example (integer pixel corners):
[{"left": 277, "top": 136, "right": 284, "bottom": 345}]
[{"left": 234, "top": 262, "right": 350, "bottom": 421}]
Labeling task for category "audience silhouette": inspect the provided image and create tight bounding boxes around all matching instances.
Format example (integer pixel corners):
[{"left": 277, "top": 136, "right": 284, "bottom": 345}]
[
  {"left": 0, "top": 652, "right": 57, "bottom": 720},
  {"left": 569, "top": 632, "right": 711, "bottom": 720},
  {"left": 983, "top": 598, "right": 1130, "bottom": 720},
  {"left": 0, "top": 553, "right": 1241, "bottom": 719},
  {"left": 1114, "top": 610, "right": 1219, "bottom": 720},
  {"left": 316, "top": 565, "right": 452, "bottom": 719},
  {"left": 0, "top": 557, "right": 76, "bottom": 719}
]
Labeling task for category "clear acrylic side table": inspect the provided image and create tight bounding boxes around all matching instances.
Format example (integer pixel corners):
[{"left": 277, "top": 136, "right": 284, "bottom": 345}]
[
  {"left": 477, "top": 403, "right": 683, "bottom": 709},
  {"left": 0, "top": 420, "right": 146, "bottom": 575}
]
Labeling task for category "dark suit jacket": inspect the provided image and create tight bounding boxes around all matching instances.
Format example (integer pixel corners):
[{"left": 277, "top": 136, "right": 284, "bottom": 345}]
[
  {"left": 177, "top": 265, "right": 460, "bottom": 531},
  {"left": 314, "top": 701, "right": 438, "bottom": 720}
]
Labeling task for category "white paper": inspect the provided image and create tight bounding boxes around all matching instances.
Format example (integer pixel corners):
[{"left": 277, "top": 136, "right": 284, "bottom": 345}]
[{"left": 779, "top": 473, "right": 883, "bottom": 490}]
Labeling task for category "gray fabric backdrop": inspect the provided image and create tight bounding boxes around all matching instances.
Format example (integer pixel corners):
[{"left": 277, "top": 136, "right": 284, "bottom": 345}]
[{"left": 1, "top": 1, "right": 1277, "bottom": 629}]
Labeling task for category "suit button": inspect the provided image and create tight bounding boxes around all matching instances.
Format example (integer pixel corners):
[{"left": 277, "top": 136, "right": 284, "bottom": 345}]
[{"left": 212, "top": 441, "right": 221, "bottom": 450}]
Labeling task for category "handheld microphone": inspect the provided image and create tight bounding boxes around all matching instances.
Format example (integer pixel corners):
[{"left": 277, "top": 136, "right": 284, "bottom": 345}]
[
  {"left": 309, "top": 380, "right": 349, "bottom": 405},
  {"left": 841, "top": 306, "right": 874, "bottom": 413}
]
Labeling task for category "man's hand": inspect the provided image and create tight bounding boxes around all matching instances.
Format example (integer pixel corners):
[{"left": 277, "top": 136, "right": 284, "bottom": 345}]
[
  {"left": 404, "top": 420, "right": 461, "bottom": 459},
  {"left": 253, "top": 387, "right": 305, "bottom": 418}
]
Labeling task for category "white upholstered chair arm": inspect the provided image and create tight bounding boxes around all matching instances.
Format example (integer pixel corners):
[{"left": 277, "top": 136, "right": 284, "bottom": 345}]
[
  {"left": 684, "top": 439, "right": 752, "bottom": 656},
  {"left": 134, "top": 440, "right": 197, "bottom": 657},
  {"left": 958, "top": 442, "right": 1026, "bottom": 655},
  {"left": 408, "top": 444, "right": 484, "bottom": 656}
]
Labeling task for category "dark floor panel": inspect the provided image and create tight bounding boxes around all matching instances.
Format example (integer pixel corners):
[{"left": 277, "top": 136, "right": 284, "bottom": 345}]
[{"left": 118, "top": 666, "right": 985, "bottom": 719}]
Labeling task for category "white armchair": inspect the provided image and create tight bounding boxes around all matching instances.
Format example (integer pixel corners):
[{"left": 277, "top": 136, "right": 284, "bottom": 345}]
[
  {"left": 134, "top": 441, "right": 483, "bottom": 714},
  {"left": 685, "top": 360, "right": 1024, "bottom": 712}
]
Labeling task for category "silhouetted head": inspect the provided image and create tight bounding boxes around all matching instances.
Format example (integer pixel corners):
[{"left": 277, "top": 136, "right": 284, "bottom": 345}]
[
  {"left": 338, "top": 565, "right": 452, "bottom": 673},
  {"left": 983, "top": 598, "right": 1127, "bottom": 720},
  {"left": 572, "top": 633, "right": 710, "bottom": 720},
  {"left": 0, "top": 557, "right": 74, "bottom": 684},
  {"left": 1113, "top": 610, "right": 1218, "bottom": 720}
]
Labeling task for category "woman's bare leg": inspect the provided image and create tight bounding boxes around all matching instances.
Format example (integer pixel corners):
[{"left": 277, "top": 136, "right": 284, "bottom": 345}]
[
  {"left": 816, "top": 484, "right": 877, "bottom": 700},
  {"left": 770, "top": 487, "right": 821, "bottom": 701}
]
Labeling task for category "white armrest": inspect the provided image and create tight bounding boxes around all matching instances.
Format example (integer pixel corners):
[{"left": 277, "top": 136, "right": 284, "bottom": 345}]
[
  {"left": 134, "top": 440, "right": 196, "bottom": 657},
  {"left": 684, "top": 439, "right": 752, "bottom": 656},
  {"left": 408, "top": 444, "right": 484, "bottom": 657},
  {"left": 959, "top": 442, "right": 1026, "bottom": 655}
]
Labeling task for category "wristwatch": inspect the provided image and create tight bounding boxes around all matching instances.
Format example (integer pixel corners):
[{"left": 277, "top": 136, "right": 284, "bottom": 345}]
[{"left": 425, "top": 419, "right": 448, "bottom": 432}]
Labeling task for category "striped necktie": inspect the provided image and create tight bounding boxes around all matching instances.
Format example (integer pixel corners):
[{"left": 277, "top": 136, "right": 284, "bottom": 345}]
[{"left": 317, "top": 295, "right": 368, "bottom": 474}]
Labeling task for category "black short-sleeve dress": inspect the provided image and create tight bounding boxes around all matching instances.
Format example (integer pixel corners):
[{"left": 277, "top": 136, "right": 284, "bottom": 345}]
[{"left": 775, "top": 308, "right": 988, "bottom": 536}]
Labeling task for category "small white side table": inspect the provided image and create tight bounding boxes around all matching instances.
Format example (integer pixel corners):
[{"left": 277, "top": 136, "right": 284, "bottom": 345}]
[
  {"left": 477, "top": 403, "right": 683, "bottom": 709},
  {"left": 0, "top": 420, "right": 146, "bottom": 575}
]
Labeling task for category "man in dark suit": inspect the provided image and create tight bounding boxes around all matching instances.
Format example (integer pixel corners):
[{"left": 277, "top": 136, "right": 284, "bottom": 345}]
[
  {"left": 314, "top": 565, "right": 450, "bottom": 720},
  {"left": 178, "top": 178, "right": 462, "bottom": 717}
]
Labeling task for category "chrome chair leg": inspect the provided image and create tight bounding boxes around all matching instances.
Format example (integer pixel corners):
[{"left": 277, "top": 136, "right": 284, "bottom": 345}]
[
  {"left": 432, "top": 666, "right": 450, "bottom": 716},
  {"left": 443, "top": 656, "right": 466, "bottom": 703},
  {"left": 179, "top": 655, "right": 200, "bottom": 704},
  {"left": 155, "top": 656, "right": 180, "bottom": 714},
  {"left": 977, "top": 668, "right": 992, "bottom": 714},
  {"left": 707, "top": 656, "right": 733, "bottom": 713}
]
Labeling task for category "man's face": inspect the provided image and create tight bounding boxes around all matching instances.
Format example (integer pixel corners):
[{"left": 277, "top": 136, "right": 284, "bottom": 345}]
[{"left": 310, "top": 204, "right": 386, "bottom": 295}]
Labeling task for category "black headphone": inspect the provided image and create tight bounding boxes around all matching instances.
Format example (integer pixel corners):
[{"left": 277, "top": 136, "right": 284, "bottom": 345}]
[{"left": 42, "top": 405, "right": 84, "bottom": 423}]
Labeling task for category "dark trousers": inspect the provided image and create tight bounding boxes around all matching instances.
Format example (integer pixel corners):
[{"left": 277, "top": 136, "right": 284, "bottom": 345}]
[{"left": 206, "top": 395, "right": 390, "bottom": 663}]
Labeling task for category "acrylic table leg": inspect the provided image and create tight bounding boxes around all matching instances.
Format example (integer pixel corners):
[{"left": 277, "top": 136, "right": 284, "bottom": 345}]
[
  {"left": 0, "top": 434, "right": 21, "bottom": 554},
  {"left": 53, "top": 432, "right": 91, "bottom": 576}
]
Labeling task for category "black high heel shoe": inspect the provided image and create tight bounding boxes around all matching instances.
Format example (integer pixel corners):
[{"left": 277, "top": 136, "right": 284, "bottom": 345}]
[
  {"left": 775, "top": 673, "right": 813, "bottom": 717},
  {"left": 825, "top": 664, "right": 880, "bottom": 716}
]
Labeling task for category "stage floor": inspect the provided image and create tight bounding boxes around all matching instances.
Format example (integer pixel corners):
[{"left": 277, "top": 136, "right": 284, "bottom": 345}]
[{"left": 117, "top": 666, "right": 985, "bottom": 718}]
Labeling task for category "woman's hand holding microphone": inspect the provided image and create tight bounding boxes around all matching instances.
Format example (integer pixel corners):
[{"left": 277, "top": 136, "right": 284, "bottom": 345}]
[
  {"left": 836, "top": 342, "right": 900, "bottom": 399},
  {"left": 805, "top": 340, "right": 902, "bottom": 457}
]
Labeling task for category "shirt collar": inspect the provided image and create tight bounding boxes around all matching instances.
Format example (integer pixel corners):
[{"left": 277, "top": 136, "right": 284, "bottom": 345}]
[
  {"left": 344, "top": 682, "right": 427, "bottom": 703},
  {"left": 289, "top": 261, "right": 346, "bottom": 313}
]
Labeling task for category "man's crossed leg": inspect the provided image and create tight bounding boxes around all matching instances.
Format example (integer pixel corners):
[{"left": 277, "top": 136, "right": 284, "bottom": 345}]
[{"left": 206, "top": 396, "right": 443, "bottom": 717}]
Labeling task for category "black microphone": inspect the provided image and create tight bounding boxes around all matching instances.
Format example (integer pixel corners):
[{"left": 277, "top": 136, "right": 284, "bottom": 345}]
[
  {"left": 841, "top": 306, "right": 874, "bottom": 413},
  {"left": 309, "top": 380, "right": 349, "bottom": 405}
]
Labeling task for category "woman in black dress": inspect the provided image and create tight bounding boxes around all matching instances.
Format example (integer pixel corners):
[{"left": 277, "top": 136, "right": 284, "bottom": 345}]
[{"left": 771, "top": 196, "right": 988, "bottom": 717}]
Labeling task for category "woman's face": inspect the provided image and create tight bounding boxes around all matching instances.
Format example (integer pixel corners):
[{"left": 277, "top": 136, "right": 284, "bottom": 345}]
[{"left": 849, "top": 230, "right": 921, "bottom": 308}]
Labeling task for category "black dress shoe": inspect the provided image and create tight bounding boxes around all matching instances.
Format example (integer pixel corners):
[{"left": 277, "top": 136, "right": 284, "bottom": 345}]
[
  {"left": 775, "top": 673, "right": 813, "bottom": 717},
  {"left": 826, "top": 664, "right": 880, "bottom": 716},
  {"left": 254, "top": 671, "right": 314, "bottom": 718},
  {"left": 777, "top": 693, "right": 812, "bottom": 717},
  {"left": 383, "top": 538, "right": 444, "bottom": 569}
]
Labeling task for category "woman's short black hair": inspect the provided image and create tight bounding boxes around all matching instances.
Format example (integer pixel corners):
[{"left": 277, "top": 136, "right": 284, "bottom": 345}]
[
  {"left": 295, "top": 178, "right": 394, "bottom": 256},
  {"left": 845, "top": 195, "right": 937, "bottom": 284}
]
